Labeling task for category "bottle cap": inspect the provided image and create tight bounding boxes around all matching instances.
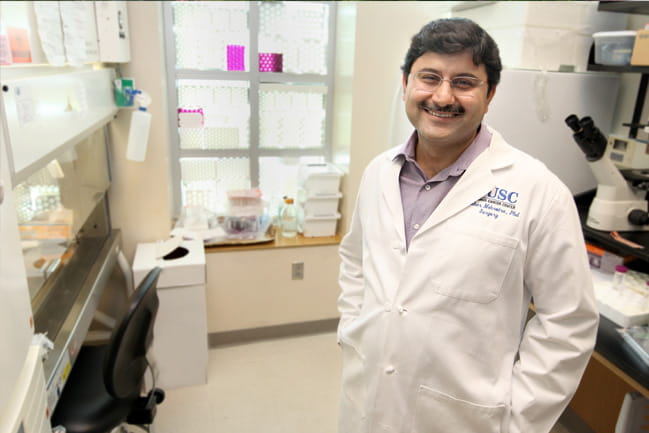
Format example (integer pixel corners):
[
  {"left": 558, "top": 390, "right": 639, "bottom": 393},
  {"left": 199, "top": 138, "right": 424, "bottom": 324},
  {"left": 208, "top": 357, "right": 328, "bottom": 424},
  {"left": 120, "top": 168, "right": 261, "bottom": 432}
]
[{"left": 615, "top": 265, "right": 628, "bottom": 273}]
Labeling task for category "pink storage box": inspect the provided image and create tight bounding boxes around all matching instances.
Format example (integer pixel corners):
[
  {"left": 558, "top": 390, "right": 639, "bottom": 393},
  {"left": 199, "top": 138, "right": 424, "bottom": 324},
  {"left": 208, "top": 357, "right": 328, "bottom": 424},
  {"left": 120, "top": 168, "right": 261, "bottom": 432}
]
[
  {"left": 227, "top": 45, "right": 245, "bottom": 71},
  {"left": 259, "top": 52, "right": 283, "bottom": 72}
]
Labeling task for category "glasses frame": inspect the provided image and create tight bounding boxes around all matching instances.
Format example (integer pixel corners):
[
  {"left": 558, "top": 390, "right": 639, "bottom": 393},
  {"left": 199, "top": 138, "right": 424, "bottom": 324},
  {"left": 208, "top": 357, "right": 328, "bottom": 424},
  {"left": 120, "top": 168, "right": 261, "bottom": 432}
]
[{"left": 409, "top": 71, "right": 485, "bottom": 95}]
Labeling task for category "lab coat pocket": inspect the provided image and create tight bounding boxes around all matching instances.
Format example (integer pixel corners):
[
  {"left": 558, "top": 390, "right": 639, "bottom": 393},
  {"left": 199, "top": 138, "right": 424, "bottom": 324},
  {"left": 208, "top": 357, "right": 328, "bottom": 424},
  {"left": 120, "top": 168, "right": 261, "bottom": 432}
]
[
  {"left": 431, "top": 228, "right": 518, "bottom": 303},
  {"left": 338, "top": 340, "right": 367, "bottom": 432},
  {"left": 412, "top": 385, "right": 507, "bottom": 433}
]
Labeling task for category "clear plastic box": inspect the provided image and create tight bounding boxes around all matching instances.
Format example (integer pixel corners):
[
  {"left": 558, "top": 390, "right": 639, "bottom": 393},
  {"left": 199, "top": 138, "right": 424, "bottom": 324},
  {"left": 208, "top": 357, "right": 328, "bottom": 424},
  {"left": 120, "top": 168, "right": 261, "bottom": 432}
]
[
  {"left": 298, "top": 163, "right": 343, "bottom": 194},
  {"left": 297, "top": 188, "right": 342, "bottom": 216},
  {"left": 299, "top": 213, "right": 340, "bottom": 237},
  {"left": 227, "top": 188, "right": 263, "bottom": 216},
  {"left": 593, "top": 30, "right": 637, "bottom": 66}
]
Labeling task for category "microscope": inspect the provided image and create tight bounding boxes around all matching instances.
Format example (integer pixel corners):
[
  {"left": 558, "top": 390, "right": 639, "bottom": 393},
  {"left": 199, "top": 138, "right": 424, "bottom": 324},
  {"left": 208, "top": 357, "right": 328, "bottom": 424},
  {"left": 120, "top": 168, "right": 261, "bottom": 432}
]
[{"left": 565, "top": 114, "right": 649, "bottom": 231}]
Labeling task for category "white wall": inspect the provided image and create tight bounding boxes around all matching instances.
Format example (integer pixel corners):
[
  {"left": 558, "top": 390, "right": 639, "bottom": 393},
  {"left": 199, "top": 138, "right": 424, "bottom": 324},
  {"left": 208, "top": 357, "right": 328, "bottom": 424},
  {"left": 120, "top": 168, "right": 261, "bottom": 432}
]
[{"left": 108, "top": 2, "right": 173, "bottom": 261}]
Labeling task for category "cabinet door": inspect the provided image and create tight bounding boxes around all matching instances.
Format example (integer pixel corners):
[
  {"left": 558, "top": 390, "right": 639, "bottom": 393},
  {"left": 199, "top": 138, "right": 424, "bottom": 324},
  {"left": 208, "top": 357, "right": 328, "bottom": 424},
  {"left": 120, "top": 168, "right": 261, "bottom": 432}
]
[{"left": 0, "top": 113, "right": 34, "bottom": 412}]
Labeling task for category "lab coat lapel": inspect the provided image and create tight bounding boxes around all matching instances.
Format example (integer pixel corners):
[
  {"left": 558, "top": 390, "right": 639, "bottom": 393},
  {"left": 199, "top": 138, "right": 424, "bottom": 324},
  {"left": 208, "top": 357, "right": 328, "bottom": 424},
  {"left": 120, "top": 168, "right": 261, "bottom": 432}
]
[
  {"left": 419, "top": 130, "right": 513, "bottom": 231},
  {"left": 379, "top": 155, "right": 406, "bottom": 241}
]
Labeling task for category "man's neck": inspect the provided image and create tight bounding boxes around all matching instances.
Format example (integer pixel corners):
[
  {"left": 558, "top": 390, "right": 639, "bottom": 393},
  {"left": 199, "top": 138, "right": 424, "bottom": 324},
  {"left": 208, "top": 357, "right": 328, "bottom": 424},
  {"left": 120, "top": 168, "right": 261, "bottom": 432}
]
[{"left": 414, "top": 131, "right": 477, "bottom": 179}]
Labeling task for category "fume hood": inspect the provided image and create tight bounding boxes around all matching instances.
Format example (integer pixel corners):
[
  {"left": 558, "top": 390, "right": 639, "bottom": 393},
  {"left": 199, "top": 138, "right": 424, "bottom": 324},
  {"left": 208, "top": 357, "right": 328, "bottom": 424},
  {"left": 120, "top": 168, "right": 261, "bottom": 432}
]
[{"left": 0, "top": 66, "right": 119, "bottom": 415}]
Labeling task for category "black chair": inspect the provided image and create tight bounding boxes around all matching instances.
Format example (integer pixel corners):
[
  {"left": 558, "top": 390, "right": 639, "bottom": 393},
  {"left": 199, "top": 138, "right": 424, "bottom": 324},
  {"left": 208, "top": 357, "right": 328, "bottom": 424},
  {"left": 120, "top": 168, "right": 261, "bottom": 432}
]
[{"left": 52, "top": 267, "right": 165, "bottom": 433}]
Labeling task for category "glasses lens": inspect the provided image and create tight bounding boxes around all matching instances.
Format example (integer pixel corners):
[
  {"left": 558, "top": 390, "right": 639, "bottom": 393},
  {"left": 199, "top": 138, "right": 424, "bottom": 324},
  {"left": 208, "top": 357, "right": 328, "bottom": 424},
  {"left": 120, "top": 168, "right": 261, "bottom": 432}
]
[
  {"left": 413, "top": 72, "right": 481, "bottom": 93},
  {"left": 451, "top": 77, "right": 480, "bottom": 91},
  {"left": 417, "top": 73, "right": 442, "bottom": 90}
]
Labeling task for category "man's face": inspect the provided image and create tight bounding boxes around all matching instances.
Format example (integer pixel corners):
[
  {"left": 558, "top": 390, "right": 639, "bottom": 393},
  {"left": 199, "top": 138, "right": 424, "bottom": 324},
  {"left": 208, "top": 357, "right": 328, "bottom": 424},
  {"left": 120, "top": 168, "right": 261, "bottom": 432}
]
[{"left": 402, "top": 50, "right": 496, "bottom": 151}]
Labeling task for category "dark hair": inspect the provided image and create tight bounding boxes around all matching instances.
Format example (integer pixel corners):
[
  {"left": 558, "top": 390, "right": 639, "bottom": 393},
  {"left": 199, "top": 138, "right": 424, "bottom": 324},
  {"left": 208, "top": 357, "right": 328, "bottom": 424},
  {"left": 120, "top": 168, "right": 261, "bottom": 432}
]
[{"left": 401, "top": 18, "right": 502, "bottom": 95}]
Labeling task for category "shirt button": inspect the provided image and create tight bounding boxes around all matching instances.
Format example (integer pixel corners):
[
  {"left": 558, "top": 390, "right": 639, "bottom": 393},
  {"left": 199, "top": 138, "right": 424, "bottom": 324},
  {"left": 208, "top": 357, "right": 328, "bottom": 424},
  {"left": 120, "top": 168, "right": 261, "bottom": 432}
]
[
  {"left": 398, "top": 305, "right": 408, "bottom": 315},
  {"left": 425, "top": 184, "right": 431, "bottom": 191},
  {"left": 413, "top": 223, "right": 420, "bottom": 230},
  {"left": 384, "top": 303, "right": 392, "bottom": 312},
  {"left": 385, "top": 365, "right": 396, "bottom": 374}
]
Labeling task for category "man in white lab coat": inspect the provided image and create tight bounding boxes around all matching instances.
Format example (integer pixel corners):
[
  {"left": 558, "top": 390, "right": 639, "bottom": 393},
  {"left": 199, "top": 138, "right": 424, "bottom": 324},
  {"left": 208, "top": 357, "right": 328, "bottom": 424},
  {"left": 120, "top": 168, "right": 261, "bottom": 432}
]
[{"left": 337, "top": 18, "right": 599, "bottom": 433}]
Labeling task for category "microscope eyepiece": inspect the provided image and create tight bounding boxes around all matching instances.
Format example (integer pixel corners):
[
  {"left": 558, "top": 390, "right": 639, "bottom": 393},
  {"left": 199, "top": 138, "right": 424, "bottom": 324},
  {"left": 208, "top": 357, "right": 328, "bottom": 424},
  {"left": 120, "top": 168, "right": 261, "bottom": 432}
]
[
  {"left": 565, "top": 114, "right": 607, "bottom": 161},
  {"left": 565, "top": 114, "right": 581, "bottom": 132},
  {"left": 579, "top": 116, "right": 594, "bottom": 131}
]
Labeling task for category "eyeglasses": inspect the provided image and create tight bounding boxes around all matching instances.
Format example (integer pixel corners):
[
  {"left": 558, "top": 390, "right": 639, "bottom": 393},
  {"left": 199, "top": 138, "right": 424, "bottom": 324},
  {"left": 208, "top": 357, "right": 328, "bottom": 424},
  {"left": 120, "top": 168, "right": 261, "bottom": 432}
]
[{"left": 410, "top": 72, "right": 485, "bottom": 94}]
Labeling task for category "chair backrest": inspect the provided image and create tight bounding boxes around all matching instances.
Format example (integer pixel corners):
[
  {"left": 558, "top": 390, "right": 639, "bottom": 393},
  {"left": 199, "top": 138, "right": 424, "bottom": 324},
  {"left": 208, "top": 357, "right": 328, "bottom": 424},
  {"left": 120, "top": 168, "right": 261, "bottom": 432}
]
[{"left": 103, "top": 267, "right": 161, "bottom": 399}]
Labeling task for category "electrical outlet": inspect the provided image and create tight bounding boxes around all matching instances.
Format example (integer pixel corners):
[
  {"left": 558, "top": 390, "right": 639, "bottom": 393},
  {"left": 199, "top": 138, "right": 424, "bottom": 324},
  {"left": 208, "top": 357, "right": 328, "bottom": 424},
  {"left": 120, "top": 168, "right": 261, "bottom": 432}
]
[{"left": 292, "top": 262, "right": 304, "bottom": 280}]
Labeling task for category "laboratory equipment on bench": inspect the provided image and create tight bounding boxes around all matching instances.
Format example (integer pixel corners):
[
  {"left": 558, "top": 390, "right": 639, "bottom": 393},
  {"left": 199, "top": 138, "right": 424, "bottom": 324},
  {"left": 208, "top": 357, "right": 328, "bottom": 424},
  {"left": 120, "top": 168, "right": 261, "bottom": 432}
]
[
  {"left": 605, "top": 135, "right": 649, "bottom": 170},
  {"left": 565, "top": 114, "right": 649, "bottom": 231},
  {"left": 280, "top": 197, "right": 298, "bottom": 238},
  {"left": 592, "top": 266, "right": 649, "bottom": 328}
]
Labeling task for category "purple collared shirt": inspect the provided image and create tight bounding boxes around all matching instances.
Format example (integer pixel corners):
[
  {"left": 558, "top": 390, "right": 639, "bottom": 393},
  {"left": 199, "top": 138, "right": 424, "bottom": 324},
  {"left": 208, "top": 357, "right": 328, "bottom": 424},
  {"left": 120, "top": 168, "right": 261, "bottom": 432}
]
[{"left": 396, "top": 124, "right": 492, "bottom": 249}]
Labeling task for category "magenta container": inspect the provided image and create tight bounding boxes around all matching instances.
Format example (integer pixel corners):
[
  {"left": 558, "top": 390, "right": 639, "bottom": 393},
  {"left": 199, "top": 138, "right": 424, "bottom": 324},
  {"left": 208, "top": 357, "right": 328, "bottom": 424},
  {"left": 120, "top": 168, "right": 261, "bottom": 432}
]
[
  {"left": 259, "top": 53, "right": 283, "bottom": 72},
  {"left": 227, "top": 45, "right": 245, "bottom": 71}
]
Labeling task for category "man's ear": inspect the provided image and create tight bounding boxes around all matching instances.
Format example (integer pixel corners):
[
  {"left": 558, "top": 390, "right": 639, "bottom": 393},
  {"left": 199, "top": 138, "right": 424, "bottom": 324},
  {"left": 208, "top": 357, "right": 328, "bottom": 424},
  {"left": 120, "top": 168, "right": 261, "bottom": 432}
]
[
  {"left": 401, "top": 73, "right": 408, "bottom": 101},
  {"left": 485, "top": 85, "right": 497, "bottom": 111}
]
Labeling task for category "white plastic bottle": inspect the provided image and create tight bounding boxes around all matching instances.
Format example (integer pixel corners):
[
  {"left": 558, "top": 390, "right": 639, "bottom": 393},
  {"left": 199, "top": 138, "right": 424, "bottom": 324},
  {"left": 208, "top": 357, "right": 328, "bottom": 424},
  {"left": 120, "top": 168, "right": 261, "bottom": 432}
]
[
  {"left": 126, "top": 91, "right": 152, "bottom": 162},
  {"left": 126, "top": 107, "right": 151, "bottom": 161},
  {"left": 280, "top": 198, "right": 298, "bottom": 238}
]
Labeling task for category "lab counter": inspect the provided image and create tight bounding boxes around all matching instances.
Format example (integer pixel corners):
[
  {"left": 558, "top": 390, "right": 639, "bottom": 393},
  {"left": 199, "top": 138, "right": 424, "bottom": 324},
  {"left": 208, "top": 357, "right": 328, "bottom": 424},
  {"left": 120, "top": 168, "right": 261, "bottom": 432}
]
[
  {"left": 570, "top": 191, "right": 649, "bottom": 432},
  {"left": 570, "top": 315, "right": 649, "bottom": 433},
  {"left": 594, "top": 315, "right": 649, "bottom": 396}
]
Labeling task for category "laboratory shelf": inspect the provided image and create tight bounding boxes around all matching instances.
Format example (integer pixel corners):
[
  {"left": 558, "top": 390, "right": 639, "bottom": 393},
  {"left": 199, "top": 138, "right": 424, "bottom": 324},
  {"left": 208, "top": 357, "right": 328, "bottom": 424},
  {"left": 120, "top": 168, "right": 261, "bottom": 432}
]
[
  {"left": 597, "top": 1, "right": 649, "bottom": 16},
  {"left": 587, "top": 1, "right": 649, "bottom": 138},
  {"left": 587, "top": 63, "right": 649, "bottom": 74}
]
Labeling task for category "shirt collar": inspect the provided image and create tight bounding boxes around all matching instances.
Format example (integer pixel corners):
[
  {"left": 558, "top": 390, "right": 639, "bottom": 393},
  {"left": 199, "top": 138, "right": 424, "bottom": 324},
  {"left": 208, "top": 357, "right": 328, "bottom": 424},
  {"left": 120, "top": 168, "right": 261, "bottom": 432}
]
[{"left": 394, "top": 123, "right": 492, "bottom": 180}]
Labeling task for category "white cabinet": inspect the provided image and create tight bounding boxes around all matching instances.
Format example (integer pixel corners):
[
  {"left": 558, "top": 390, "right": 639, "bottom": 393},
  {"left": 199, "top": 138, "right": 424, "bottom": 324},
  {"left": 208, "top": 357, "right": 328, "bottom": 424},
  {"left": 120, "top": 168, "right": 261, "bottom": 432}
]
[{"left": 205, "top": 245, "right": 340, "bottom": 333}]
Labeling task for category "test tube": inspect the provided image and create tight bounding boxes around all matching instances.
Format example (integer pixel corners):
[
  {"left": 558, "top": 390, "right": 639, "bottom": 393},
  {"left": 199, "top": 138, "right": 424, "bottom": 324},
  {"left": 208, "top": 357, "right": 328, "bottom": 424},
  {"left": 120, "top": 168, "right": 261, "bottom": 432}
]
[{"left": 613, "top": 265, "right": 628, "bottom": 291}]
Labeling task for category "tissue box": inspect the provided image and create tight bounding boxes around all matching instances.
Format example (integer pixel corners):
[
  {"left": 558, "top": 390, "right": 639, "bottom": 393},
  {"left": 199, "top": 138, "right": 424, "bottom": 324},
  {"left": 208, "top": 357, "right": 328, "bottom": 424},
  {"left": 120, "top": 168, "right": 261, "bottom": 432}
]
[
  {"left": 631, "top": 29, "right": 649, "bottom": 66},
  {"left": 132, "top": 239, "right": 205, "bottom": 288}
]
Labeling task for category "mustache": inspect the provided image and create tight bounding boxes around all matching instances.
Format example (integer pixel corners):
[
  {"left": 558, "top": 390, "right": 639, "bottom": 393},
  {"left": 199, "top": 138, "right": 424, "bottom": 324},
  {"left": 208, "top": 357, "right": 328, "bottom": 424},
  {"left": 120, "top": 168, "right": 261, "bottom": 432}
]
[{"left": 420, "top": 103, "right": 464, "bottom": 114}]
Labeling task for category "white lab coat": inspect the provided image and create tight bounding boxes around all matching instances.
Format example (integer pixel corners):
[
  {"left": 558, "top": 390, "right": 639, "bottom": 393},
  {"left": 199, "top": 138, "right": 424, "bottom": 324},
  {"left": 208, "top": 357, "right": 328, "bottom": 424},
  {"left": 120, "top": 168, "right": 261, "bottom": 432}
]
[{"left": 337, "top": 126, "right": 599, "bottom": 433}]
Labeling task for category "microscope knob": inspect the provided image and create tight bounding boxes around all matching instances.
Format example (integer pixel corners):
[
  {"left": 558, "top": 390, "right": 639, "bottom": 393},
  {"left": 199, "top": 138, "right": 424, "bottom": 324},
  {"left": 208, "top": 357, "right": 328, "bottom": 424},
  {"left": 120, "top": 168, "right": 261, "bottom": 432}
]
[{"left": 628, "top": 209, "right": 649, "bottom": 226}]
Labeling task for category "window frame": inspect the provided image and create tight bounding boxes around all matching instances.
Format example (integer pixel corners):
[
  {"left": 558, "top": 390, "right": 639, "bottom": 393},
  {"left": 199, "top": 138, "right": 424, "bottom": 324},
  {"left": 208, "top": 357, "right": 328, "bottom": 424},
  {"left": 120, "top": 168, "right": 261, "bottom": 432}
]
[{"left": 162, "top": 1, "right": 337, "bottom": 216}]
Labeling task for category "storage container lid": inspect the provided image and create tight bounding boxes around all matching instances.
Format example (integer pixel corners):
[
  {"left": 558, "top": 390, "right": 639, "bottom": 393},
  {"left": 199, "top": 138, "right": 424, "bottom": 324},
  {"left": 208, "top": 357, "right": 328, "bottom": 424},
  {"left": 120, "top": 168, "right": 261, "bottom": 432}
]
[
  {"left": 298, "top": 188, "right": 343, "bottom": 201},
  {"left": 593, "top": 30, "right": 637, "bottom": 38},
  {"left": 304, "top": 212, "right": 341, "bottom": 221},
  {"left": 298, "top": 163, "right": 343, "bottom": 180}
]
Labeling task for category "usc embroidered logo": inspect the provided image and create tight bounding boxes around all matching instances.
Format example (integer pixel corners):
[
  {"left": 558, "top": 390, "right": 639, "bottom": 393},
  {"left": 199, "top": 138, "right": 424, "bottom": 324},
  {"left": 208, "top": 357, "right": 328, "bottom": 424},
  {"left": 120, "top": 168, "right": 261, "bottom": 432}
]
[{"left": 471, "top": 187, "right": 521, "bottom": 220}]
